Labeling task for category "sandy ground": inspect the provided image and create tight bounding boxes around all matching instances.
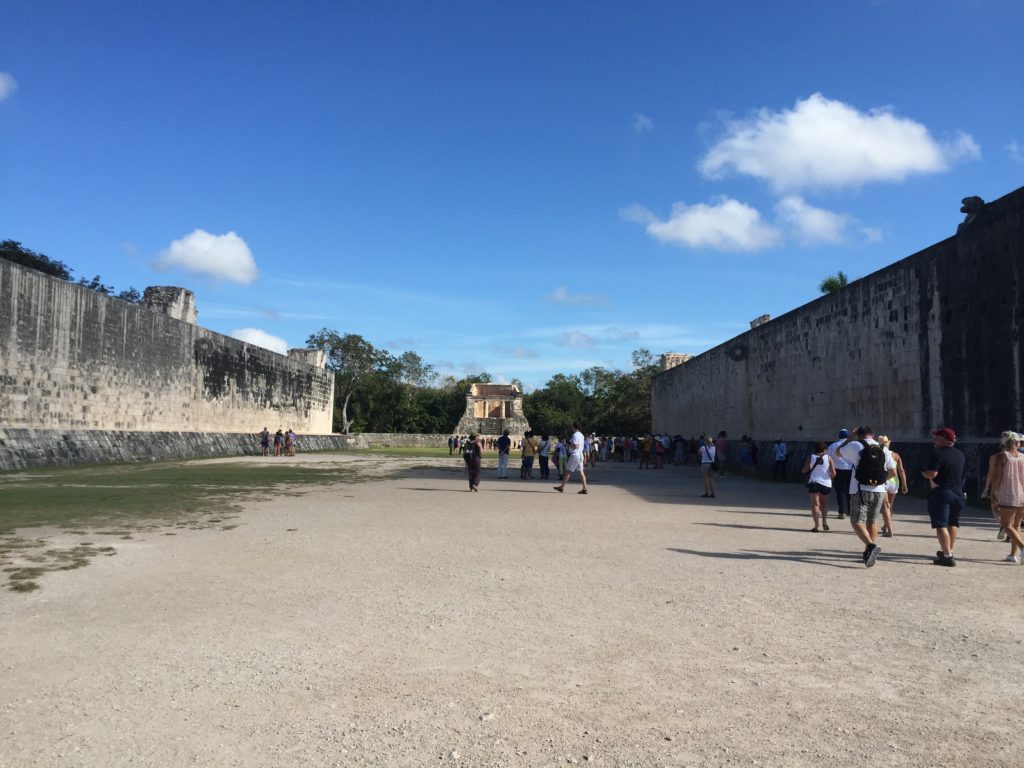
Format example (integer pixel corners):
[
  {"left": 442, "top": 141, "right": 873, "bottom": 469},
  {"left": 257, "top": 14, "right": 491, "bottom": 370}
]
[{"left": 2, "top": 454, "right": 1022, "bottom": 767}]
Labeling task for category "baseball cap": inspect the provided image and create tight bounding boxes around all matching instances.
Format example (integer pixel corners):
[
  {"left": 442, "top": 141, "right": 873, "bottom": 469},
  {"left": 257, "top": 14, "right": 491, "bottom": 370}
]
[
  {"left": 838, "top": 428, "right": 849, "bottom": 438},
  {"left": 931, "top": 427, "right": 957, "bottom": 442}
]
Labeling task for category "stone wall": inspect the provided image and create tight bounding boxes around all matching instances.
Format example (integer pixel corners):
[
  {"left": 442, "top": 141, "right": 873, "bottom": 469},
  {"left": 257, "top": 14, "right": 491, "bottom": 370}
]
[
  {"left": 652, "top": 187, "right": 1024, "bottom": 443},
  {"left": 0, "top": 260, "right": 334, "bottom": 434},
  {"left": 0, "top": 429, "right": 451, "bottom": 471}
]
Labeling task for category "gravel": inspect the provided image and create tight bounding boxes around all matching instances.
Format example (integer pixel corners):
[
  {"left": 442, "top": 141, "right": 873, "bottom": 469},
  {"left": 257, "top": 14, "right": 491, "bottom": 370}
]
[{"left": 1, "top": 454, "right": 1021, "bottom": 767}]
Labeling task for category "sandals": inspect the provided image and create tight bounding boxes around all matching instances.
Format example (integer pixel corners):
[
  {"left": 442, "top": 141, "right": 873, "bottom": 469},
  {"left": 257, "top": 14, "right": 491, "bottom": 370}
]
[
  {"left": 554, "top": 486, "right": 564, "bottom": 493},
  {"left": 578, "top": 489, "right": 588, "bottom": 495}
]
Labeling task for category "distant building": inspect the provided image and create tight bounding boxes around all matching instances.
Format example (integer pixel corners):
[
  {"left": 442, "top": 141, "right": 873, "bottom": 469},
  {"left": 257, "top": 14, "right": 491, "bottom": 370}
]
[
  {"left": 659, "top": 352, "right": 693, "bottom": 371},
  {"left": 453, "top": 383, "right": 531, "bottom": 436}
]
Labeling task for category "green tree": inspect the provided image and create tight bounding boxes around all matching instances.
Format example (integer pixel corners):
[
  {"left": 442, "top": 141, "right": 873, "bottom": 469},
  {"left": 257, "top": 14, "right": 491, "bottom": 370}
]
[
  {"left": 116, "top": 287, "right": 143, "bottom": 304},
  {"left": 396, "top": 351, "right": 434, "bottom": 388},
  {"left": 77, "top": 275, "right": 115, "bottom": 294},
  {"left": 0, "top": 240, "right": 72, "bottom": 280},
  {"left": 524, "top": 373, "right": 585, "bottom": 435},
  {"left": 819, "top": 271, "right": 849, "bottom": 294},
  {"left": 306, "top": 329, "right": 387, "bottom": 434}
]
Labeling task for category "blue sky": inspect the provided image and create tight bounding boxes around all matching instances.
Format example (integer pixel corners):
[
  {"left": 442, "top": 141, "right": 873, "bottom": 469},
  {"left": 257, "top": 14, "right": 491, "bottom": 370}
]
[{"left": 2, "top": 1, "right": 1022, "bottom": 390}]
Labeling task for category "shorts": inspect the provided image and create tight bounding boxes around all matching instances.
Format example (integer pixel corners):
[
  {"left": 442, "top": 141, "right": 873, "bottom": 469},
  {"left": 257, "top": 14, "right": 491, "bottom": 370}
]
[
  {"left": 807, "top": 482, "right": 832, "bottom": 495},
  {"left": 850, "top": 490, "right": 885, "bottom": 525},
  {"left": 565, "top": 454, "right": 583, "bottom": 473},
  {"left": 700, "top": 463, "right": 714, "bottom": 475},
  {"left": 522, "top": 455, "right": 534, "bottom": 468},
  {"left": 928, "top": 488, "right": 964, "bottom": 529}
]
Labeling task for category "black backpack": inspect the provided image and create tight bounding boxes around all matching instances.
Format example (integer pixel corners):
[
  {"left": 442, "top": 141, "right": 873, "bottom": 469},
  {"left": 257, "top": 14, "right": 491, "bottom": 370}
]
[
  {"left": 854, "top": 442, "right": 888, "bottom": 487},
  {"left": 463, "top": 442, "right": 477, "bottom": 464}
]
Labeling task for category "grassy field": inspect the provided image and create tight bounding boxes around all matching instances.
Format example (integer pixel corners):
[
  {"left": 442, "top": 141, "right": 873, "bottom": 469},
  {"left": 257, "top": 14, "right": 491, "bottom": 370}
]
[{"left": 0, "top": 460, "right": 358, "bottom": 593}]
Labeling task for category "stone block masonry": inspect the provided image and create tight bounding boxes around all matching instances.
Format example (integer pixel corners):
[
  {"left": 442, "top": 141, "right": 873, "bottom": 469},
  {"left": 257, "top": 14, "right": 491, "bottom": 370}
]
[
  {"left": 652, "top": 186, "right": 1024, "bottom": 443},
  {"left": 0, "top": 430, "right": 451, "bottom": 471},
  {"left": 0, "top": 260, "right": 334, "bottom": 435}
]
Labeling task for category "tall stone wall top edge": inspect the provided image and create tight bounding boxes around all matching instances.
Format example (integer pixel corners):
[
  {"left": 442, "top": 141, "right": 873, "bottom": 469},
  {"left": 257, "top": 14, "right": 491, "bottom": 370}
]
[
  {"left": 652, "top": 184, "right": 1024, "bottom": 388},
  {"left": 0, "top": 257, "right": 326, "bottom": 375}
]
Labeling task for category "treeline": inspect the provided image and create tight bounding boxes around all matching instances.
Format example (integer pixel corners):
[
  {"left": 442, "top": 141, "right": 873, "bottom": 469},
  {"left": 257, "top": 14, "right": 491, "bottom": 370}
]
[
  {"left": 1, "top": 240, "right": 142, "bottom": 302},
  {"left": 523, "top": 349, "right": 659, "bottom": 437},
  {"left": 307, "top": 328, "right": 658, "bottom": 436}
]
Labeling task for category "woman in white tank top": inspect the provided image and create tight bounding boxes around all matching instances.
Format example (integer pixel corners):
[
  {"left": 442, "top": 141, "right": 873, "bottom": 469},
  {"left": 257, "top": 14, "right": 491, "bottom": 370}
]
[
  {"left": 985, "top": 431, "right": 1024, "bottom": 564},
  {"left": 802, "top": 441, "right": 836, "bottom": 532},
  {"left": 876, "top": 436, "right": 908, "bottom": 538}
]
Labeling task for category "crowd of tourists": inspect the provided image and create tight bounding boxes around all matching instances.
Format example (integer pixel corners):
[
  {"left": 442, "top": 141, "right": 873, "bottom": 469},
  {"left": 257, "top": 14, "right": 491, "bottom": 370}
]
[
  {"left": 258, "top": 427, "right": 298, "bottom": 457},
  {"left": 456, "top": 421, "right": 1024, "bottom": 570}
]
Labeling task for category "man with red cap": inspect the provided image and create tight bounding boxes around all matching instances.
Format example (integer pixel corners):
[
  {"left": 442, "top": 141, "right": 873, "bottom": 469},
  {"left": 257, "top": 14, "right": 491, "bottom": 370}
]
[{"left": 922, "top": 427, "right": 966, "bottom": 566}]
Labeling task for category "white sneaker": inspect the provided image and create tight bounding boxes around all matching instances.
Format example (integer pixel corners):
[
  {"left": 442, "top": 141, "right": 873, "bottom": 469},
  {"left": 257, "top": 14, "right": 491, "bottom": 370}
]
[
  {"left": 997, "top": 528, "right": 1007, "bottom": 541},
  {"left": 1005, "top": 553, "right": 1021, "bottom": 564}
]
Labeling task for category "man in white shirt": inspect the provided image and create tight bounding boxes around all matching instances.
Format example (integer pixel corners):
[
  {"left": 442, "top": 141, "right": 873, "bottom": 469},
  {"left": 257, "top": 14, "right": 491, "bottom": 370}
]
[
  {"left": 554, "top": 421, "right": 589, "bottom": 495},
  {"left": 772, "top": 439, "right": 788, "bottom": 480},
  {"left": 826, "top": 428, "right": 854, "bottom": 520},
  {"left": 837, "top": 426, "right": 897, "bottom": 567}
]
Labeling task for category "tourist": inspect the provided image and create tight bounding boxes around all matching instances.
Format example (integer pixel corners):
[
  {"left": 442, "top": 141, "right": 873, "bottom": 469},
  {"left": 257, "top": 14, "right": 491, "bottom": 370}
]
[
  {"left": 826, "top": 429, "right": 853, "bottom": 520},
  {"left": 538, "top": 434, "right": 551, "bottom": 480},
  {"left": 639, "top": 435, "right": 652, "bottom": 469},
  {"left": 589, "top": 435, "right": 599, "bottom": 468},
  {"left": 982, "top": 444, "right": 1009, "bottom": 540},
  {"left": 689, "top": 436, "right": 699, "bottom": 467},
  {"left": 286, "top": 429, "right": 297, "bottom": 456},
  {"left": 772, "top": 438, "right": 788, "bottom": 480},
  {"left": 273, "top": 429, "right": 284, "bottom": 456},
  {"left": 837, "top": 426, "right": 896, "bottom": 567},
  {"left": 554, "top": 422, "right": 588, "bottom": 495},
  {"left": 448, "top": 435, "right": 455, "bottom": 455},
  {"left": 876, "top": 436, "right": 908, "bottom": 537},
  {"left": 259, "top": 426, "right": 270, "bottom": 457},
  {"left": 462, "top": 433, "right": 482, "bottom": 492},
  {"left": 921, "top": 427, "right": 966, "bottom": 567},
  {"left": 554, "top": 435, "right": 567, "bottom": 480},
  {"left": 738, "top": 436, "right": 754, "bottom": 479},
  {"left": 520, "top": 430, "right": 539, "bottom": 479},
  {"left": 674, "top": 435, "right": 685, "bottom": 465},
  {"left": 699, "top": 436, "right": 717, "bottom": 497},
  {"left": 654, "top": 435, "right": 665, "bottom": 469},
  {"left": 715, "top": 431, "right": 728, "bottom": 476},
  {"left": 982, "top": 431, "right": 1024, "bottom": 563},
  {"left": 496, "top": 429, "right": 511, "bottom": 479},
  {"left": 802, "top": 442, "right": 835, "bottom": 532}
]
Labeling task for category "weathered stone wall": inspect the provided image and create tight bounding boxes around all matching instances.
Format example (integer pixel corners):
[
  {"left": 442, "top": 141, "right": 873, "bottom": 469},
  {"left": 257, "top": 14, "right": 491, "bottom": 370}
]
[
  {"left": 0, "top": 429, "right": 451, "bottom": 471},
  {"left": 0, "top": 260, "right": 334, "bottom": 434},
  {"left": 652, "top": 187, "right": 1024, "bottom": 442}
]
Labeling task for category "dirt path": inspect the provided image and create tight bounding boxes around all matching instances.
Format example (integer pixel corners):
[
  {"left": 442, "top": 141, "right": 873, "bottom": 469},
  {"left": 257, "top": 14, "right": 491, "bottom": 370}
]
[{"left": 2, "top": 455, "right": 1021, "bottom": 767}]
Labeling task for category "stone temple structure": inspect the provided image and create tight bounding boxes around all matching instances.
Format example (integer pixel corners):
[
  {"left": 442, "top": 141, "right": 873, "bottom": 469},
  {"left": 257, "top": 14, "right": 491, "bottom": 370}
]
[{"left": 454, "top": 383, "right": 531, "bottom": 436}]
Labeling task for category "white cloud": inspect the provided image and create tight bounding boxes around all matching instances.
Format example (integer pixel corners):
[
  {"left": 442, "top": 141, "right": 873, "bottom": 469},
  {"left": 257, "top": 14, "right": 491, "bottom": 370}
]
[
  {"left": 774, "top": 195, "right": 850, "bottom": 244},
  {"left": 156, "top": 229, "right": 258, "bottom": 284},
  {"left": 1008, "top": 141, "right": 1023, "bottom": 163},
  {"left": 699, "top": 93, "right": 980, "bottom": 190},
  {"left": 229, "top": 327, "right": 289, "bottom": 355},
  {"left": 632, "top": 112, "right": 654, "bottom": 135},
  {"left": 623, "top": 197, "right": 782, "bottom": 251},
  {"left": 546, "top": 286, "right": 608, "bottom": 305},
  {"left": 555, "top": 331, "right": 596, "bottom": 349},
  {"left": 605, "top": 328, "right": 640, "bottom": 342},
  {"left": 862, "top": 226, "right": 884, "bottom": 243},
  {"left": 0, "top": 72, "right": 17, "bottom": 102}
]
